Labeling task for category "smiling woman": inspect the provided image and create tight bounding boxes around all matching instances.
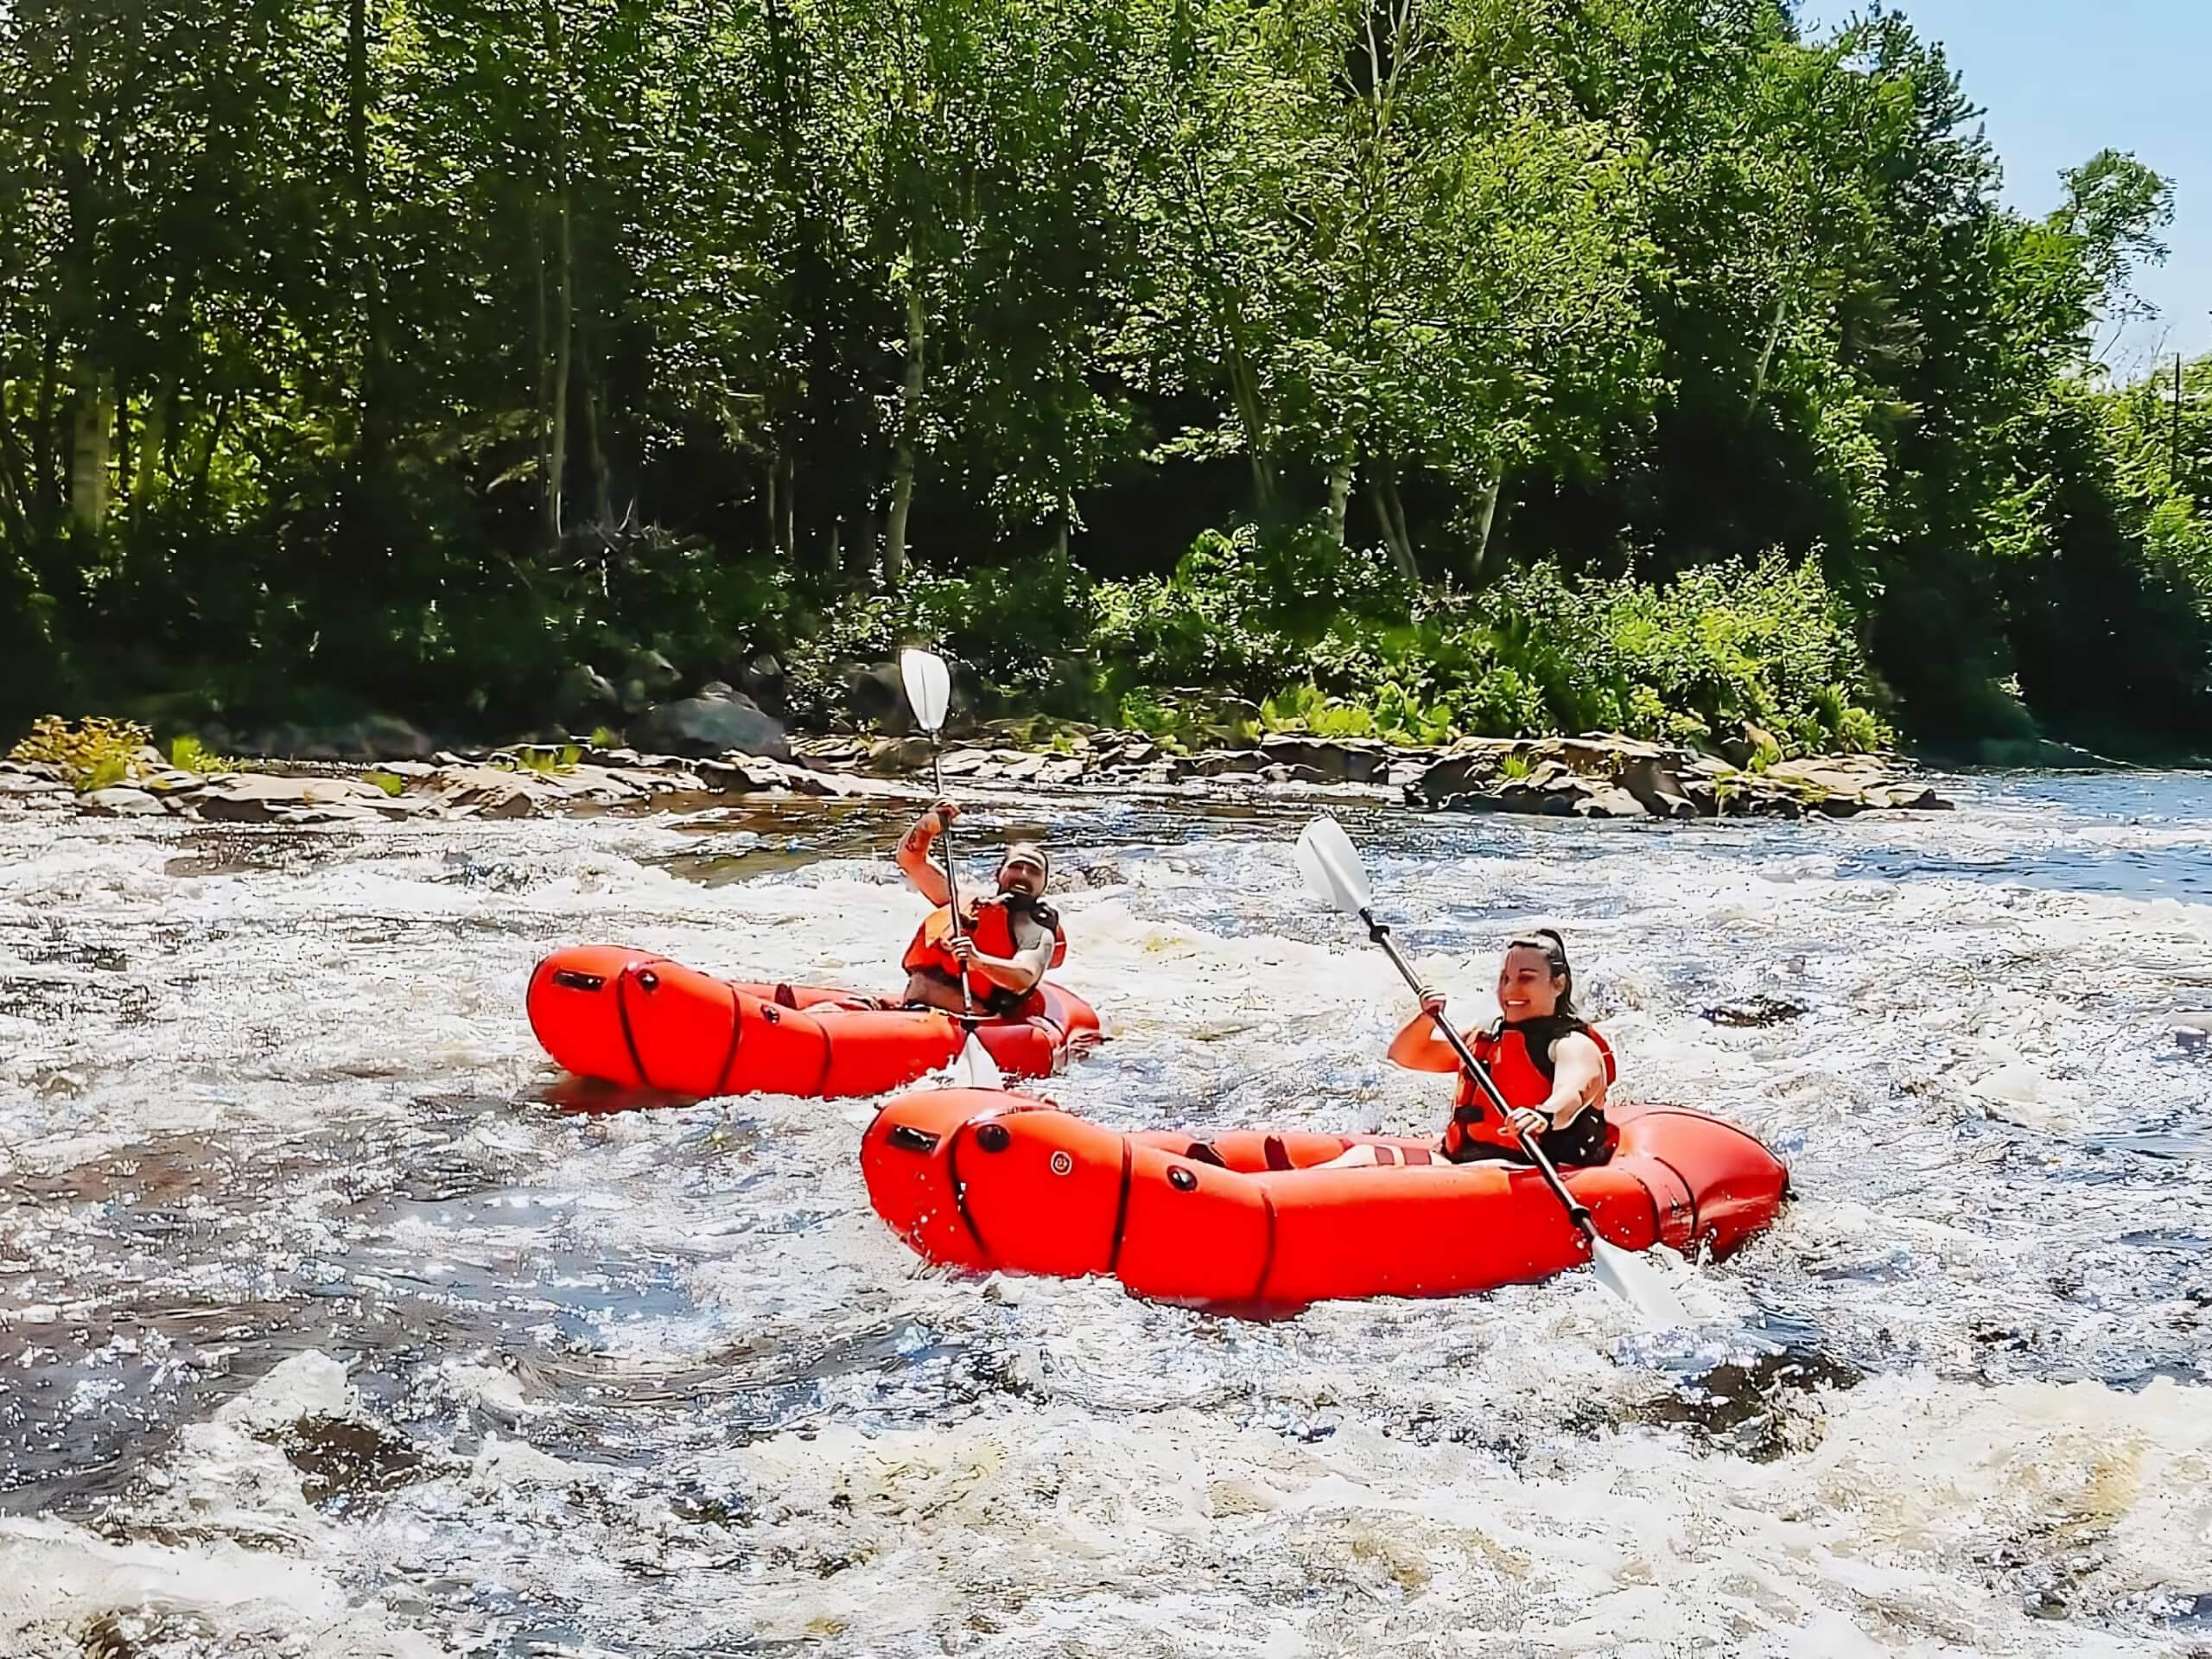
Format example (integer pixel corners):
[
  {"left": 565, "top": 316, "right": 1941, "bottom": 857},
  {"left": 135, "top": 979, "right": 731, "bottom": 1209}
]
[{"left": 1319, "top": 927, "right": 1618, "bottom": 1171}]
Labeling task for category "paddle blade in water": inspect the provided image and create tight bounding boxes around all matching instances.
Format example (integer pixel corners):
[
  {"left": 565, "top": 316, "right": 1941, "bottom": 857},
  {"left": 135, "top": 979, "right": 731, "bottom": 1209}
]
[
  {"left": 954, "top": 1031, "right": 1004, "bottom": 1091},
  {"left": 899, "top": 648, "right": 952, "bottom": 736},
  {"left": 1295, "top": 816, "right": 1373, "bottom": 916},
  {"left": 1589, "top": 1234, "right": 1689, "bottom": 1326}
]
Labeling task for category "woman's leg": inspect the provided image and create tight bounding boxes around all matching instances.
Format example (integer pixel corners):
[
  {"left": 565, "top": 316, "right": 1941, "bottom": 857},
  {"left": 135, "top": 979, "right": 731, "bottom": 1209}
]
[{"left": 1315, "top": 1142, "right": 1400, "bottom": 1170}]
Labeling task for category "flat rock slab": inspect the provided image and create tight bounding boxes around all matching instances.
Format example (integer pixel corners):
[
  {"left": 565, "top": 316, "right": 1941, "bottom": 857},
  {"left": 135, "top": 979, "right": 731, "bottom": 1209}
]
[
  {"left": 192, "top": 774, "right": 404, "bottom": 823},
  {"left": 81, "top": 786, "right": 169, "bottom": 817},
  {"left": 0, "top": 768, "right": 73, "bottom": 796}
]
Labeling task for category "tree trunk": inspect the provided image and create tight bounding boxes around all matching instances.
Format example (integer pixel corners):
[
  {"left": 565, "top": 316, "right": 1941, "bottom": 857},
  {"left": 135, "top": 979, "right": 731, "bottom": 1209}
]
[
  {"left": 1369, "top": 469, "right": 1415, "bottom": 582},
  {"left": 113, "top": 383, "right": 131, "bottom": 510},
  {"left": 69, "top": 368, "right": 112, "bottom": 531},
  {"left": 1470, "top": 467, "right": 1502, "bottom": 580},
  {"left": 779, "top": 450, "right": 796, "bottom": 556},
  {"left": 0, "top": 405, "right": 32, "bottom": 550},
  {"left": 1327, "top": 454, "right": 1353, "bottom": 545},
  {"left": 826, "top": 514, "right": 842, "bottom": 576},
  {"left": 540, "top": 0, "right": 572, "bottom": 550},
  {"left": 884, "top": 272, "right": 925, "bottom": 587},
  {"left": 1055, "top": 497, "right": 1071, "bottom": 563},
  {"left": 581, "top": 328, "right": 612, "bottom": 526},
  {"left": 134, "top": 388, "right": 164, "bottom": 499},
  {"left": 764, "top": 455, "right": 779, "bottom": 551},
  {"left": 1747, "top": 289, "right": 1788, "bottom": 420},
  {"left": 347, "top": 0, "right": 388, "bottom": 471},
  {"left": 1382, "top": 471, "right": 1415, "bottom": 580},
  {"left": 193, "top": 390, "right": 233, "bottom": 517},
  {"left": 533, "top": 212, "right": 550, "bottom": 541},
  {"left": 32, "top": 330, "right": 60, "bottom": 532},
  {"left": 1224, "top": 347, "right": 1274, "bottom": 517},
  {"left": 546, "top": 195, "right": 573, "bottom": 547}
]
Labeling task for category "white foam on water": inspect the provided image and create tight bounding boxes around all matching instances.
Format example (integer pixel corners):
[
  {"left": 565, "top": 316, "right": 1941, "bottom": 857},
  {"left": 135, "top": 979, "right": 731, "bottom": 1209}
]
[
  {"left": 0, "top": 1350, "right": 442, "bottom": 1658},
  {"left": 3, "top": 784, "right": 2211, "bottom": 1653}
]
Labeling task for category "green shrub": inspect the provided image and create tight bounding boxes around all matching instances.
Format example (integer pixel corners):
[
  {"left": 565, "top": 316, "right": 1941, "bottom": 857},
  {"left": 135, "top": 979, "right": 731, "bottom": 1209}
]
[
  {"left": 168, "top": 734, "right": 236, "bottom": 775},
  {"left": 9, "top": 715, "right": 153, "bottom": 791},
  {"left": 1084, "top": 528, "right": 1885, "bottom": 756},
  {"left": 1474, "top": 554, "right": 1891, "bottom": 753},
  {"left": 1090, "top": 523, "right": 1413, "bottom": 704},
  {"left": 501, "top": 744, "right": 582, "bottom": 776}
]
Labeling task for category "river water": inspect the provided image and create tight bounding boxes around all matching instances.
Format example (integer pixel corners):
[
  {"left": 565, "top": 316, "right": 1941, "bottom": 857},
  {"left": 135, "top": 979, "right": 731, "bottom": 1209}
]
[{"left": 3, "top": 773, "right": 2210, "bottom": 1657}]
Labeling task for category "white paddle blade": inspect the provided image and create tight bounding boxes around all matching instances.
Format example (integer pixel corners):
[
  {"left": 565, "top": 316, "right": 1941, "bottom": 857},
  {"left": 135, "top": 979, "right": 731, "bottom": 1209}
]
[
  {"left": 899, "top": 648, "right": 952, "bottom": 735},
  {"left": 1590, "top": 1235, "right": 1689, "bottom": 1326},
  {"left": 1295, "top": 816, "right": 1373, "bottom": 915},
  {"left": 954, "top": 1031, "right": 1004, "bottom": 1090}
]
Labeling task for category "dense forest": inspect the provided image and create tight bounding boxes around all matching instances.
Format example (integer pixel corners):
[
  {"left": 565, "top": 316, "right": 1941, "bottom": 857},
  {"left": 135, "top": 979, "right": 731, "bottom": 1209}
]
[{"left": 1, "top": 0, "right": 2208, "bottom": 758}]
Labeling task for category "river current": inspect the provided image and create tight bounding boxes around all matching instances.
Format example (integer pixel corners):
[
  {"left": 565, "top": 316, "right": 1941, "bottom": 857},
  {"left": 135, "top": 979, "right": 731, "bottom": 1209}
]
[{"left": 3, "top": 773, "right": 2209, "bottom": 1656}]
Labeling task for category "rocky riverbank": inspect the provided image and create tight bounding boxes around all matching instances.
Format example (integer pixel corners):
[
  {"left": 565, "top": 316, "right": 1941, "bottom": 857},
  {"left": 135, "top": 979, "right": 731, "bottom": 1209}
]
[
  {"left": 801, "top": 728, "right": 1950, "bottom": 819},
  {"left": 2, "top": 724, "right": 1950, "bottom": 825}
]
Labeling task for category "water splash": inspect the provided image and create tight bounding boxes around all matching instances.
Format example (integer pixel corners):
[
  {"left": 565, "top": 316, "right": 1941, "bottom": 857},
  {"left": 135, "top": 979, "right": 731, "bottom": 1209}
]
[{"left": 3, "top": 779, "right": 2210, "bottom": 1654}]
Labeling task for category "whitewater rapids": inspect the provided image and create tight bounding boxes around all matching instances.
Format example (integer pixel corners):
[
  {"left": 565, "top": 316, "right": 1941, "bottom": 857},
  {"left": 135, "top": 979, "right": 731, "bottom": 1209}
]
[{"left": 3, "top": 777, "right": 2209, "bottom": 1656}]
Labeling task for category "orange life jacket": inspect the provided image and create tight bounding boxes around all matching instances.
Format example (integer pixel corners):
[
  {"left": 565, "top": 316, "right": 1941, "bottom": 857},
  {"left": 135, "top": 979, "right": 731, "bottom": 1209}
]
[
  {"left": 902, "top": 894, "right": 1067, "bottom": 1018},
  {"left": 1443, "top": 1016, "right": 1618, "bottom": 1163}
]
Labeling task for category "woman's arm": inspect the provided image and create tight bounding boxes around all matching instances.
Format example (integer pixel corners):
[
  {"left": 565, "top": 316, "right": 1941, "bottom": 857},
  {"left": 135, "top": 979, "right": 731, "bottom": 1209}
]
[
  {"left": 1386, "top": 992, "right": 1465, "bottom": 1073},
  {"left": 1541, "top": 1031, "right": 1608, "bottom": 1122},
  {"left": 1503, "top": 1031, "right": 1607, "bottom": 1140}
]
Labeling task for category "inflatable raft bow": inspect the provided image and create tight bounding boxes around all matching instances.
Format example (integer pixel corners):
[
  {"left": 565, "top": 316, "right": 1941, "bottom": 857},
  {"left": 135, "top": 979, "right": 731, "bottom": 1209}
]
[{"left": 528, "top": 944, "right": 1101, "bottom": 1101}]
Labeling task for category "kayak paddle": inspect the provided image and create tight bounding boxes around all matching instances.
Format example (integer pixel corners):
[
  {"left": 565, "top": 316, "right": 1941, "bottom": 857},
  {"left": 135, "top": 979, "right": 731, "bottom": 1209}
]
[
  {"left": 899, "top": 647, "right": 1004, "bottom": 1090},
  {"left": 1294, "top": 814, "right": 1688, "bottom": 1324}
]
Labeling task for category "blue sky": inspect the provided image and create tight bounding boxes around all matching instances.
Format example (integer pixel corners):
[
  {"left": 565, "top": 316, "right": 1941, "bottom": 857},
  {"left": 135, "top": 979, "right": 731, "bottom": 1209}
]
[{"left": 1799, "top": 0, "right": 2210, "bottom": 382}]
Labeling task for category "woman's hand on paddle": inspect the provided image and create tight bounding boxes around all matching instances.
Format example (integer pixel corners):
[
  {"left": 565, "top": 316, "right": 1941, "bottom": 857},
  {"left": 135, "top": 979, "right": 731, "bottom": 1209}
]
[
  {"left": 1417, "top": 987, "right": 1447, "bottom": 1018},
  {"left": 947, "top": 934, "right": 979, "bottom": 966},
  {"left": 1508, "top": 1105, "right": 1550, "bottom": 1140},
  {"left": 922, "top": 798, "right": 962, "bottom": 833}
]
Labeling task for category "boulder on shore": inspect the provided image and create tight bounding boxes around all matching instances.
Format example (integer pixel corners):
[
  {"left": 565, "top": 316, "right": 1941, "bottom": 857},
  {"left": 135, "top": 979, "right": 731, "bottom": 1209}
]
[{"left": 629, "top": 683, "right": 791, "bottom": 761}]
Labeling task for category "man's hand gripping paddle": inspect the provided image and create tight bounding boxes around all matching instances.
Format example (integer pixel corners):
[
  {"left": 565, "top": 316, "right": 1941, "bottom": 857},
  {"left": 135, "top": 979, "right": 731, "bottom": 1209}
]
[{"left": 900, "top": 648, "right": 1003, "bottom": 1090}]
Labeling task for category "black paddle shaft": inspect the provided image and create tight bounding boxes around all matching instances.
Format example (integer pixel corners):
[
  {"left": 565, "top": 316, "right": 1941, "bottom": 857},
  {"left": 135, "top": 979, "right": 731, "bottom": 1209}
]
[
  {"left": 928, "top": 747, "right": 976, "bottom": 1020},
  {"left": 1359, "top": 910, "right": 1598, "bottom": 1238}
]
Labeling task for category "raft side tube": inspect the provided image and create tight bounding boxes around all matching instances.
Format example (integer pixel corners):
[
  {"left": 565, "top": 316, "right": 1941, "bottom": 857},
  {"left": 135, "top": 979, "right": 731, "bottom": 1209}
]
[
  {"left": 1618, "top": 1105, "right": 1789, "bottom": 1259},
  {"left": 619, "top": 957, "right": 745, "bottom": 1095},
  {"left": 954, "top": 1108, "right": 1130, "bottom": 1280},
  {"left": 1115, "top": 1144, "right": 1274, "bottom": 1304},
  {"left": 527, "top": 945, "right": 664, "bottom": 1089},
  {"left": 859, "top": 1088, "right": 1020, "bottom": 1272}
]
